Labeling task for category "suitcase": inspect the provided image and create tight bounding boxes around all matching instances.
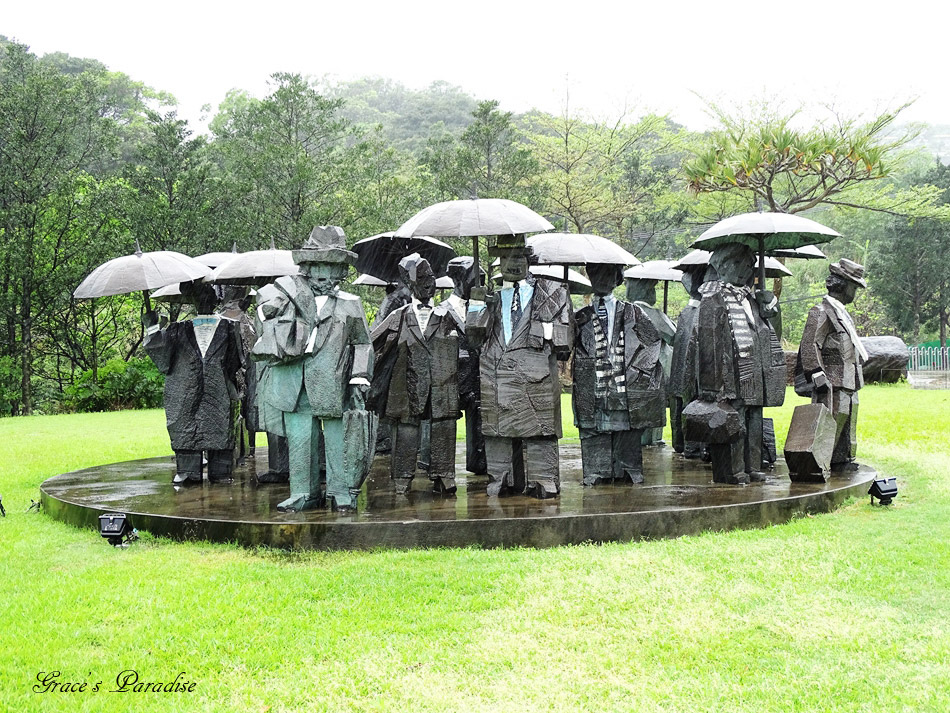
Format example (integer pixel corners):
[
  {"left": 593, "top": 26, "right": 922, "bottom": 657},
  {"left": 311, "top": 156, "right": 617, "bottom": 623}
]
[{"left": 784, "top": 403, "right": 836, "bottom": 482}]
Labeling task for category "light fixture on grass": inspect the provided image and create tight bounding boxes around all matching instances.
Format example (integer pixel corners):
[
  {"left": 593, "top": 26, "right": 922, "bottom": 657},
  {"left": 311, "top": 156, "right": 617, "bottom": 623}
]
[
  {"left": 98, "top": 513, "right": 138, "bottom": 546},
  {"left": 868, "top": 477, "right": 898, "bottom": 506}
]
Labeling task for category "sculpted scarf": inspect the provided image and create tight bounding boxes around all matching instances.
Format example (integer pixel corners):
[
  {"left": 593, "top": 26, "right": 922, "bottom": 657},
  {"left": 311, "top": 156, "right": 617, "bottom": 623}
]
[{"left": 825, "top": 295, "right": 869, "bottom": 363}]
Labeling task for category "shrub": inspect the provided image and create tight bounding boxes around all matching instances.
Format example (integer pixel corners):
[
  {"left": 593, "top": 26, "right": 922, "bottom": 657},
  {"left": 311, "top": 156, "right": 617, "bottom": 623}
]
[{"left": 63, "top": 357, "right": 164, "bottom": 412}]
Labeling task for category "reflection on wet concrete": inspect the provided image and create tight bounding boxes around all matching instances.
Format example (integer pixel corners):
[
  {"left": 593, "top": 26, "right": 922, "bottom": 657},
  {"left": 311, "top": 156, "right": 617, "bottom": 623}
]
[{"left": 42, "top": 443, "right": 875, "bottom": 534}]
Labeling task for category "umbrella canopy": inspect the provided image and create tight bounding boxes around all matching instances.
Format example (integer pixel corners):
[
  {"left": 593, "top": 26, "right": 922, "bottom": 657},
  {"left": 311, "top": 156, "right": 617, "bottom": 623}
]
[
  {"left": 768, "top": 244, "right": 827, "bottom": 260},
  {"left": 491, "top": 263, "right": 592, "bottom": 295},
  {"left": 195, "top": 249, "right": 239, "bottom": 268},
  {"left": 151, "top": 282, "right": 184, "bottom": 301},
  {"left": 527, "top": 233, "right": 640, "bottom": 267},
  {"left": 74, "top": 249, "right": 212, "bottom": 299},
  {"left": 692, "top": 212, "right": 841, "bottom": 252},
  {"left": 673, "top": 249, "right": 792, "bottom": 278},
  {"left": 623, "top": 260, "right": 683, "bottom": 282},
  {"left": 353, "top": 273, "right": 453, "bottom": 289},
  {"left": 209, "top": 249, "right": 298, "bottom": 286},
  {"left": 351, "top": 232, "right": 457, "bottom": 283},
  {"left": 395, "top": 199, "right": 553, "bottom": 239}
]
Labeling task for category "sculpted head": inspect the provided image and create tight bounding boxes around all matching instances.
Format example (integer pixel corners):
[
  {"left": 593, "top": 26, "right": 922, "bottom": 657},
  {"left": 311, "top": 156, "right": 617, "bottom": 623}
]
[
  {"left": 398, "top": 253, "right": 436, "bottom": 304},
  {"left": 710, "top": 243, "right": 755, "bottom": 288},
  {"left": 587, "top": 264, "right": 624, "bottom": 297}
]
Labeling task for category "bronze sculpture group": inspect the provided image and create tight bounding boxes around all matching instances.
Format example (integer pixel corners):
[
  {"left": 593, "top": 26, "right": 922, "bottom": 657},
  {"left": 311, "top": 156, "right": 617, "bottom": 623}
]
[{"left": 139, "top": 221, "right": 868, "bottom": 512}]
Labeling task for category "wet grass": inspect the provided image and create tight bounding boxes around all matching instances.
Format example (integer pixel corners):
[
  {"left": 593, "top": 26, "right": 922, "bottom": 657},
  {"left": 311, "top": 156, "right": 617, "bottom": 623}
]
[{"left": 1, "top": 385, "right": 949, "bottom": 712}]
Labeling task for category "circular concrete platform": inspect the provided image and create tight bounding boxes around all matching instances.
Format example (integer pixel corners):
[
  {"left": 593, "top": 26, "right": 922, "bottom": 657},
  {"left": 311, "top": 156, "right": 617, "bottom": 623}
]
[{"left": 41, "top": 444, "right": 875, "bottom": 550}]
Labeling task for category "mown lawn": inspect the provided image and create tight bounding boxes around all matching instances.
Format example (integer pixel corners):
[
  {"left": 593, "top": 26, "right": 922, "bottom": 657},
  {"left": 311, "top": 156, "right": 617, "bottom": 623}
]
[{"left": 1, "top": 384, "right": 948, "bottom": 712}]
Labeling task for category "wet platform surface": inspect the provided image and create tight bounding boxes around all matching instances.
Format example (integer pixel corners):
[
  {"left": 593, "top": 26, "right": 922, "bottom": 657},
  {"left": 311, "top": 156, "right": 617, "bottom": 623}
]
[{"left": 41, "top": 443, "right": 876, "bottom": 550}]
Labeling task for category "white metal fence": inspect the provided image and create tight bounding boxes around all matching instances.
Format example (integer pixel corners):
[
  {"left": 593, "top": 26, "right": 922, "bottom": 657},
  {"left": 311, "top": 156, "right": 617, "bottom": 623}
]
[{"left": 908, "top": 346, "right": 950, "bottom": 371}]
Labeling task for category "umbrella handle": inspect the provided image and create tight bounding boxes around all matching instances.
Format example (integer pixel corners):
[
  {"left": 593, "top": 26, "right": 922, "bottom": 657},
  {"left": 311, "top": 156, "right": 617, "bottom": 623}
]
[
  {"left": 142, "top": 289, "right": 153, "bottom": 314},
  {"left": 757, "top": 235, "right": 767, "bottom": 295}
]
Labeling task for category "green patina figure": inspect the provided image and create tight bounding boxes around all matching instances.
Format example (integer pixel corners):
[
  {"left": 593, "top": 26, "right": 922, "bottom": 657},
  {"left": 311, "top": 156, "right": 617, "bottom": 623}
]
[{"left": 251, "top": 226, "right": 375, "bottom": 512}]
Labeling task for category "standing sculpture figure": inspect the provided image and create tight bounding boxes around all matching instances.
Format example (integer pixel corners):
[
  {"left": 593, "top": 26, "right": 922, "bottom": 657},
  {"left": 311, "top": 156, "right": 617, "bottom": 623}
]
[
  {"left": 625, "top": 276, "right": 675, "bottom": 445},
  {"left": 445, "top": 256, "right": 487, "bottom": 475},
  {"left": 215, "top": 285, "right": 257, "bottom": 463},
  {"left": 668, "top": 264, "right": 707, "bottom": 459},
  {"left": 794, "top": 259, "right": 867, "bottom": 469},
  {"left": 250, "top": 227, "right": 374, "bottom": 512},
  {"left": 467, "top": 235, "right": 574, "bottom": 498},
  {"left": 687, "top": 243, "right": 786, "bottom": 484},
  {"left": 249, "top": 283, "right": 290, "bottom": 484},
  {"left": 144, "top": 281, "right": 245, "bottom": 484},
  {"left": 371, "top": 254, "right": 463, "bottom": 494},
  {"left": 572, "top": 264, "right": 666, "bottom": 485}
]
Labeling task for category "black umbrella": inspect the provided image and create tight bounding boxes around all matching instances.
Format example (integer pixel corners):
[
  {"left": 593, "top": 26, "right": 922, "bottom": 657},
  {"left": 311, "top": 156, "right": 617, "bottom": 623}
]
[{"left": 352, "top": 232, "right": 457, "bottom": 283}]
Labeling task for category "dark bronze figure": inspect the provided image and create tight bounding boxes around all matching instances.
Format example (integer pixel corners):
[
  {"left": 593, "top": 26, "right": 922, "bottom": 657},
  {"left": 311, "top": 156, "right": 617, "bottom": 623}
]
[
  {"left": 144, "top": 281, "right": 245, "bottom": 484},
  {"left": 370, "top": 254, "right": 463, "bottom": 494},
  {"left": 791, "top": 259, "right": 867, "bottom": 473},
  {"left": 668, "top": 265, "right": 707, "bottom": 458},
  {"left": 250, "top": 227, "right": 375, "bottom": 512},
  {"left": 445, "top": 256, "right": 487, "bottom": 475},
  {"left": 572, "top": 264, "right": 666, "bottom": 485},
  {"left": 625, "top": 276, "right": 675, "bottom": 445},
  {"left": 686, "top": 243, "right": 785, "bottom": 484},
  {"left": 466, "top": 235, "right": 574, "bottom": 498}
]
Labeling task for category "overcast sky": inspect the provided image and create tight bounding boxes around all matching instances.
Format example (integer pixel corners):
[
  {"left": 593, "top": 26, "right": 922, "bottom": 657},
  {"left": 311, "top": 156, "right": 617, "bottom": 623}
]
[{"left": 5, "top": 1, "right": 948, "bottom": 133}]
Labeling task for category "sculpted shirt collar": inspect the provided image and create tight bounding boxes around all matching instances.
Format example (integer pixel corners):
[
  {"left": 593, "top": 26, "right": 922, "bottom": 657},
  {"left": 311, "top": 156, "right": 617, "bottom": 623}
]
[
  {"left": 595, "top": 294, "right": 618, "bottom": 339},
  {"left": 412, "top": 296, "right": 433, "bottom": 333}
]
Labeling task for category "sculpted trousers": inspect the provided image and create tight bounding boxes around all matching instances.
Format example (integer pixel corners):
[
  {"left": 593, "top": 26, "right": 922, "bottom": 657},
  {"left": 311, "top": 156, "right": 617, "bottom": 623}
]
[
  {"left": 579, "top": 428, "right": 644, "bottom": 484},
  {"left": 281, "top": 389, "right": 344, "bottom": 509},
  {"left": 392, "top": 418, "right": 457, "bottom": 484},
  {"left": 485, "top": 435, "right": 559, "bottom": 496},
  {"left": 830, "top": 389, "right": 858, "bottom": 465}
]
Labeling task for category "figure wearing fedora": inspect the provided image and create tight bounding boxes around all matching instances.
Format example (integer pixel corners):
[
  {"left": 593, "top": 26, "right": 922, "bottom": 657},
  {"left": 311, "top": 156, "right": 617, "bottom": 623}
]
[
  {"left": 795, "top": 259, "right": 868, "bottom": 469},
  {"left": 466, "top": 235, "right": 574, "bottom": 498},
  {"left": 251, "top": 227, "right": 374, "bottom": 511}
]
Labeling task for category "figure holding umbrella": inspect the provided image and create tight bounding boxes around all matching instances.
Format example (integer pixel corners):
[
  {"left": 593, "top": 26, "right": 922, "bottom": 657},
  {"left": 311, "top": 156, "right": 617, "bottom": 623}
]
[{"left": 683, "top": 211, "right": 838, "bottom": 484}]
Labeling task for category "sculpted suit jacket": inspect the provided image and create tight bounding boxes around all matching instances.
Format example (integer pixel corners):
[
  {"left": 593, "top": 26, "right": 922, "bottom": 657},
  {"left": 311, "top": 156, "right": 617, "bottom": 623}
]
[
  {"left": 145, "top": 317, "right": 244, "bottom": 451},
  {"left": 252, "top": 275, "right": 373, "bottom": 420},
  {"left": 795, "top": 297, "right": 864, "bottom": 396},
  {"left": 695, "top": 281, "right": 786, "bottom": 408},
  {"left": 370, "top": 303, "right": 463, "bottom": 422},
  {"left": 572, "top": 300, "right": 666, "bottom": 431},
  {"left": 467, "top": 278, "right": 574, "bottom": 439}
]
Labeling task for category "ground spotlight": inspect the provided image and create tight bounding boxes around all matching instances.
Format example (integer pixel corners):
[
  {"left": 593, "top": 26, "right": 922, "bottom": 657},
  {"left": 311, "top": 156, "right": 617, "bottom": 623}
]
[
  {"left": 868, "top": 477, "right": 898, "bottom": 506},
  {"left": 98, "top": 513, "right": 138, "bottom": 546}
]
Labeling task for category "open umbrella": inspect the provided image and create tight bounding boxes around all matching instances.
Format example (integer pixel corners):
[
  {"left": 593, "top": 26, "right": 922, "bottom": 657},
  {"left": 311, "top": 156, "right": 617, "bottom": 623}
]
[
  {"left": 209, "top": 247, "right": 298, "bottom": 286},
  {"left": 768, "top": 244, "right": 827, "bottom": 260},
  {"left": 491, "top": 264, "right": 592, "bottom": 295},
  {"left": 527, "top": 233, "right": 639, "bottom": 267},
  {"left": 351, "top": 232, "right": 457, "bottom": 283},
  {"left": 691, "top": 211, "right": 839, "bottom": 293},
  {"left": 623, "top": 260, "right": 684, "bottom": 313},
  {"left": 195, "top": 244, "right": 240, "bottom": 269},
  {"left": 674, "top": 250, "right": 793, "bottom": 278},
  {"left": 353, "top": 273, "right": 454, "bottom": 289},
  {"left": 74, "top": 245, "right": 212, "bottom": 311},
  {"left": 395, "top": 198, "right": 554, "bottom": 290}
]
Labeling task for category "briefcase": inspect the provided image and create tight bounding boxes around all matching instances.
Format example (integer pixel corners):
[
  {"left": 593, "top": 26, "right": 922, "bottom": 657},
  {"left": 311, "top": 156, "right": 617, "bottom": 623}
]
[{"left": 784, "top": 403, "right": 836, "bottom": 482}]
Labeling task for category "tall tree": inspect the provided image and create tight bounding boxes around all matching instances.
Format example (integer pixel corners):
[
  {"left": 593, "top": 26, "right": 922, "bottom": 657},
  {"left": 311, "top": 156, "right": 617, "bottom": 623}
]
[{"left": 0, "top": 42, "right": 121, "bottom": 413}]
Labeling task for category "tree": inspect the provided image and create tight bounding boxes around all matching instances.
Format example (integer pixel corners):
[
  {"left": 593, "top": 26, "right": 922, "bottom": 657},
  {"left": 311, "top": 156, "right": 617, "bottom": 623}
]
[
  {"left": 522, "top": 106, "right": 681, "bottom": 247},
  {"left": 0, "top": 42, "right": 122, "bottom": 413},
  {"left": 211, "top": 74, "right": 354, "bottom": 247},
  {"left": 683, "top": 102, "right": 948, "bottom": 218}
]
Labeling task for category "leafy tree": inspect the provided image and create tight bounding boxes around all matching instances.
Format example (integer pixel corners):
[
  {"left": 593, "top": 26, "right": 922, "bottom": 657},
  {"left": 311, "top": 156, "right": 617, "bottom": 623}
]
[
  {"left": 0, "top": 42, "right": 123, "bottom": 413},
  {"left": 211, "top": 73, "right": 353, "bottom": 246}
]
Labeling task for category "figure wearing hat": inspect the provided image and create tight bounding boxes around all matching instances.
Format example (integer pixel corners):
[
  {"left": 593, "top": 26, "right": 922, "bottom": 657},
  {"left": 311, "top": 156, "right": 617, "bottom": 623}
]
[
  {"left": 466, "top": 235, "right": 574, "bottom": 498},
  {"left": 250, "top": 226, "right": 374, "bottom": 511},
  {"left": 572, "top": 264, "right": 666, "bottom": 485},
  {"left": 370, "top": 254, "right": 464, "bottom": 494},
  {"left": 667, "top": 262, "right": 708, "bottom": 459},
  {"left": 794, "top": 258, "right": 868, "bottom": 468}
]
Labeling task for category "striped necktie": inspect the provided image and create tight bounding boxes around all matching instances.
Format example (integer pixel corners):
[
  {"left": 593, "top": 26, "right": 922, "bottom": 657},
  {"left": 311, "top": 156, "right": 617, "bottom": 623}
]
[
  {"left": 597, "top": 297, "right": 609, "bottom": 335},
  {"left": 510, "top": 282, "right": 522, "bottom": 328}
]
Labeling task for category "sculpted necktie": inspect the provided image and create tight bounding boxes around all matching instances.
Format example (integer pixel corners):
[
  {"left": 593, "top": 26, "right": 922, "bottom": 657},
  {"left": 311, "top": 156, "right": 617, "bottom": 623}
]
[
  {"left": 597, "top": 297, "right": 609, "bottom": 335},
  {"left": 510, "top": 282, "right": 522, "bottom": 329}
]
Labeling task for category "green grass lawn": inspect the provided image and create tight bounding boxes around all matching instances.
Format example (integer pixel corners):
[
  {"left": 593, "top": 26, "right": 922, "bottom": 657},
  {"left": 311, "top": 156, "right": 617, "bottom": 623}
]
[{"left": 1, "top": 385, "right": 949, "bottom": 712}]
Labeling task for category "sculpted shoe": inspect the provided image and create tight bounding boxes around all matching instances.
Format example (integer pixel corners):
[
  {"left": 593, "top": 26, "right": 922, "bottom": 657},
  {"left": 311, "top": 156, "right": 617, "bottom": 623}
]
[
  {"left": 277, "top": 494, "right": 323, "bottom": 512},
  {"left": 748, "top": 471, "right": 767, "bottom": 482},
  {"left": 256, "top": 471, "right": 290, "bottom": 484},
  {"left": 393, "top": 477, "right": 413, "bottom": 495},
  {"left": 172, "top": 472, "right": 202, "bottom": 485},
  {"left": 526, "top": 480, "right": 559, "bottom": 499},
  {"left": 619, "top": 469, "right": 644, "bottom": 485},
  {"left": 486, "top": 478, "right": 507, "bottom": 497},
  {"left": 432, "top": 476, "right": 457, "bottom": 494},
  {"left": 582, "top": 475, "right": 610, "bottom": 487}
]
